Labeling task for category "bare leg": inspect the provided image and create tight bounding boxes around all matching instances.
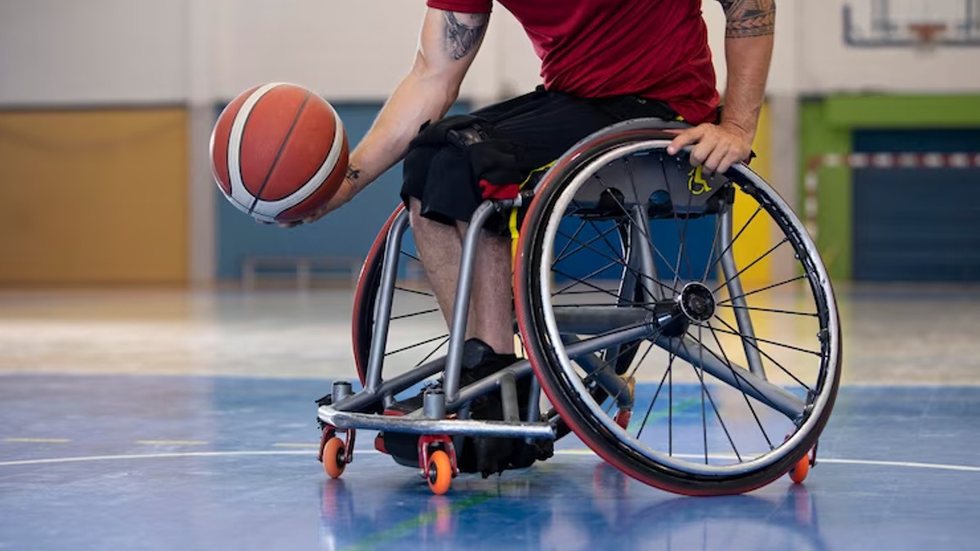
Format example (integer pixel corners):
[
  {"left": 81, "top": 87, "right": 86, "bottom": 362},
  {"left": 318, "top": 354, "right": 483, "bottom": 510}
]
[
  {"left": 456, "top": 222, "right": 514, "bottom": 355},
  {"left": 409, "top": 198, "right": 461, "bottom": 326},
  {"left": 410, "top": 197, "right": 515, "bottom": 356}
]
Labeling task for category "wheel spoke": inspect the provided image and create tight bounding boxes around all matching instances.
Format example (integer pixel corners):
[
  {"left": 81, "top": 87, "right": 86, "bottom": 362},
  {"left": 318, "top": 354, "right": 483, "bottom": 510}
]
[
  {"left": 671, "top": 192, "right": 697, "bottom": 290},
  {"left": 697, "top": 324, "right": 744, "bottom": 462},
  {"left": 554, "top": 228, "right": 678, "bottom": 298},
  {"left": 395, "top": 286, "right": 434, "bottom": 298},
  {"left": 390, "top": 308, "right": 440, "bottom": 321},
  {"left": 703, "top": 206, "right": 763, "bottom": 282},
  {"left": 413, "top": 336, "right": 450, "bottom": 368},
  {"left": 554, "top": 219, "right": 623, "bottom": 265},
  {"left": 708, "top": 316, "right": 814, "bottom": 391},
  {"left": 704, "top": 320, "right": 773, "bottom": 449},
  {"left": 701, "top": 214, "right": 723, "bottom": 283},
  {"left": 601, "top": 338, "right": 662, "bottom": 415},
  {"left": 712, "top": 238, "right": 789, "bottom": 294},
  {"left": 572, "top": 200, "right": 635, "bottom": 269},
  {"left": 716, "top": 304, "right": 818, "bottom": 317},
  {"left": 635, "top": 347, "right": 675, "bottom": 439},
  {"left": 554, "top": 218, "right": 590, "bottom": 264},
  {"left": 603, "top": 187, "right": 683, "bottom": 288},
  {"left": 551, "top": 267, "right": 657, "bottom": 312},
  {"left": 553, "top": 260, "right": 620, "bottom": 297},
  {"left": 385, "top": 333, "right": 450, "bottom": 357},
  {"left": 693, "top": 327, "right": 708, "bottom": 464},
  {"left": 553, "top": 301, "right": 658, "bottom": 308},
  {"left": 716, "top": 274, "right": 808, "bottom": 305},
  {"left": 400, "top": 250, "right": 422, "bottom": 263},
  {"left": 704, "top": 319, "right": 823, "bottom": 357}
]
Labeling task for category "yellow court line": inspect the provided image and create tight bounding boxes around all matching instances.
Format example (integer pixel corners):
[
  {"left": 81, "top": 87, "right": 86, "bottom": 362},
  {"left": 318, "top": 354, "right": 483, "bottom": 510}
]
[
  {"left": 135, "top": 440, "right": 208, "bottom": 446},
  {"left": 3, "top": 437, "right": 71, "bottom": 444}
]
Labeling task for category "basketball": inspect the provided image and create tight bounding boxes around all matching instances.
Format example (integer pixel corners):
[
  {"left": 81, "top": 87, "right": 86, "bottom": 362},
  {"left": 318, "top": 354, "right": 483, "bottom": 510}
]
[{"left": 209, "top": 82, "right": 349, "bottom": 224}]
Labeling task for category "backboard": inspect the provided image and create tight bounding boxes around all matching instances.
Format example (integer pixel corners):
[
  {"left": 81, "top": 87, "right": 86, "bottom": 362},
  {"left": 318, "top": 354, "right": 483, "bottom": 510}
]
[{"left": 843, "top": 0, "right": 980, "bottom": 48}]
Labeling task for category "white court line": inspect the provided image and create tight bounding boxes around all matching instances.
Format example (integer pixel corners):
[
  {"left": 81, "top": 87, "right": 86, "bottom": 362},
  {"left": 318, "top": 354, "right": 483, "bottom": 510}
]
[
  {"left": 0, "top": 450, "right": 311, "bottom": 468},
  {"left": 0, "top": 449, "right": 978, "bottom": 473},
  {"left": 553, "top": 449, "right": 980, "bottom": 473}
]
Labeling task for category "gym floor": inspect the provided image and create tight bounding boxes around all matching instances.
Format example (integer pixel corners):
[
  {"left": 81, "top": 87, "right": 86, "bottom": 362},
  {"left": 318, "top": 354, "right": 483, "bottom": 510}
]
[{"left": 1, "top": 286, "right": 979, "bottom": 550}]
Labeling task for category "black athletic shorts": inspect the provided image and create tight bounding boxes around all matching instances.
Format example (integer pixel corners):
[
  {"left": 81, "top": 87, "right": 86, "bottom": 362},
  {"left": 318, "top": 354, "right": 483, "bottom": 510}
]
[{"left": 400, "top": 87, "right": 680, "bottom": 230}]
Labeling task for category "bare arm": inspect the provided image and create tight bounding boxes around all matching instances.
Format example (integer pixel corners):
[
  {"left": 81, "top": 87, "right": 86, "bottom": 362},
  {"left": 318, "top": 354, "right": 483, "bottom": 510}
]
[
  {"left": 668, "top": 0, "right": 775, "bottom": 174},
  {"left": 306, "top": 9, "right": 489, "bottom": 221}
]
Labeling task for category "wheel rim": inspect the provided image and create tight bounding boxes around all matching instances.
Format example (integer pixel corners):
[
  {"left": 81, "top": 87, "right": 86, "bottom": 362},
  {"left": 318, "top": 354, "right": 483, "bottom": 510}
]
[{"left": 526, "top": 138, "right": 840, "bottom": 480}]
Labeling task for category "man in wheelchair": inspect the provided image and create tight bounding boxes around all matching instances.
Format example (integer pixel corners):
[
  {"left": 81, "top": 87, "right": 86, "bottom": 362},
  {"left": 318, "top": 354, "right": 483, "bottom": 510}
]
[{"left": 308, "top": 0, "right": 775, "bottom": 477}]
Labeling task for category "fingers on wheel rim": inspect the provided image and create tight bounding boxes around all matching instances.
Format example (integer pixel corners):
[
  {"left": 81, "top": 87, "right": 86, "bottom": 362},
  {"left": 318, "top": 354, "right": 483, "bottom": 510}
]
[
  {"left": 427, "top": 450, "right": 453, "bottom": 495},
  {"left": 323, "top": 437, "right": 346, "bottom": 479}
]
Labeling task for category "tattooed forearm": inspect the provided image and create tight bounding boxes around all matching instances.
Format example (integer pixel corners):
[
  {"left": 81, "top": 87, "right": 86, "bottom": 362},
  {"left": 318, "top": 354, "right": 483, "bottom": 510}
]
[
  {"left": 444, "top": 12, "right": 488, "bottom": 60},
  {"left": 346, "top": 165, "right": 361, "bottom": 181},
  {"left": 718, "top": 0, "right": 775, "bottom": 38}
]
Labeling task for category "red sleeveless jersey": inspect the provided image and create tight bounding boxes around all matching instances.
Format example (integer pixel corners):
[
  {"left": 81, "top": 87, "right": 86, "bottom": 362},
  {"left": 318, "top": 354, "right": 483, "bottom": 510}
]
[{"left": 427, "top": 0, "right": 720, "bottom": 124}]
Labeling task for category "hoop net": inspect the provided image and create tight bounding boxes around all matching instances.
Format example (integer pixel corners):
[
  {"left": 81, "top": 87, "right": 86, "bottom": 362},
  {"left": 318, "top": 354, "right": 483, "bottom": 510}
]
[{"left": 907, "top": 22, "right": 948, "bottom": 51}]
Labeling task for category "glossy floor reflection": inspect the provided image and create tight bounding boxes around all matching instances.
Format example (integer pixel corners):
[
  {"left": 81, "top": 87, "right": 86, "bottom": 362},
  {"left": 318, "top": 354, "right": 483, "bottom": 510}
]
[{"left": 1, "top": 375, "right": 978, "bottom": 550}]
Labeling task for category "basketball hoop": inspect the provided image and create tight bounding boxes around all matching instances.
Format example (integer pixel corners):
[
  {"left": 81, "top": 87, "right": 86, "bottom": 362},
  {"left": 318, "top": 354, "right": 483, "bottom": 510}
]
[{"left": 907, "top": 22, "right": 947, "bottom": 51}]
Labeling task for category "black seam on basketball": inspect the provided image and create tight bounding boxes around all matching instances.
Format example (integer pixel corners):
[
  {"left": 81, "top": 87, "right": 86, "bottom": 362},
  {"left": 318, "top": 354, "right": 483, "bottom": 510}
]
[{"left": 247, "top": 90, "right": 313, "bottom": 215}]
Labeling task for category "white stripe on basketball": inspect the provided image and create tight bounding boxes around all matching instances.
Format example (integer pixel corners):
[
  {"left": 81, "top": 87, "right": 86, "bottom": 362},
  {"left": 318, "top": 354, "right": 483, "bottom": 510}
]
[
  {"left": 227, "top": 82, "right": 286, "bottom": 209},
  {"left": 251, "top": 101, "right": 346, "bottom": 218}
]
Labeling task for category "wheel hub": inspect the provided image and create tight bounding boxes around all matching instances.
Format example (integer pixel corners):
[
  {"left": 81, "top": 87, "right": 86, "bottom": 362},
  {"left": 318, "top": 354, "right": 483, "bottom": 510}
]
[{"left": 679, "top": 282, "right": 716, "bottom": 323}]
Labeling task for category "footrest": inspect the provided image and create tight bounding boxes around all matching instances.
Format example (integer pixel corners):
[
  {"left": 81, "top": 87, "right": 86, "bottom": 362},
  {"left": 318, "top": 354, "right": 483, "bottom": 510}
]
[{"left": 318, "top": 405, "right": 556, "bottom": 440}]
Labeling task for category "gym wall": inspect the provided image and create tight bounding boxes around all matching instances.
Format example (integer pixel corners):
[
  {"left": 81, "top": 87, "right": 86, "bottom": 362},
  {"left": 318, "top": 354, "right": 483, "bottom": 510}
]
[{"left": 1, "top": 0, "right": 975, "bottom": 286}]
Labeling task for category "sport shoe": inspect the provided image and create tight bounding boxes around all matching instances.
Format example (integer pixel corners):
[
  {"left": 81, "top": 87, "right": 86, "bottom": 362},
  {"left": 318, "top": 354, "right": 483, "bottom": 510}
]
[{"left": 381, "top": 338, "right": 553, "bottom": 476}]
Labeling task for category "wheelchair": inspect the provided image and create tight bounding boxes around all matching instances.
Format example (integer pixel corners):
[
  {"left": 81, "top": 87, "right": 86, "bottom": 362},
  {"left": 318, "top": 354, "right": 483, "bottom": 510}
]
[{"left": 316, "top": 119, "right": 842, "bottom": 496}]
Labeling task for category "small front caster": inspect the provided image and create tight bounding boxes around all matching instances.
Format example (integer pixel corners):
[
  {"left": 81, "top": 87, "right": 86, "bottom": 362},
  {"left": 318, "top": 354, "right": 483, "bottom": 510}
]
[
  {"left": 323, "top": 437, "right": 346, "bottom": 479},
  {"left": 789, "top": 453, "right": 811, "bottom": 484},
  {"left": 426, "top": 450, "right": 453, "bottom": 495},
  {"left": 418, "top": 434, "right": 458, "bottom": 495}
]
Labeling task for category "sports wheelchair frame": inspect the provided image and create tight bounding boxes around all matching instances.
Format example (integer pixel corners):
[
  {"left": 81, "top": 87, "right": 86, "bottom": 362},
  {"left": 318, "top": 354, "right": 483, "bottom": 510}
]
[{"left": 316, "top": 120, "right": 841, "bottom": 496}]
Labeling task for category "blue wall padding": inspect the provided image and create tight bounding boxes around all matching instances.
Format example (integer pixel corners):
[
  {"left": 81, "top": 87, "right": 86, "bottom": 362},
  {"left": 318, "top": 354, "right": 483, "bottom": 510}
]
[{"left": 852, "top": 128, "right": 980, "bottom": 281}]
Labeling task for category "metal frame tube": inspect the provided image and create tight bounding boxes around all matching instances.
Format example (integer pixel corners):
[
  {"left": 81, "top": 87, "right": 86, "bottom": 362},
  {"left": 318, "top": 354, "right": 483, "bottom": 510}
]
[
  {"left": 448, "top": 323, "right": 652, "bottom": 409},
  {"left": 443, "top": 201, "right": 510, "bottom": 403},
  {"left": 572, "top": 349, "right": 633, "bottom": 408},
  {"left": 653, "top": 334, "right": 804, "bottom": 421},
  {"left": 553, "top": 306, "right": 653, "bottom": 335},
  {"left": 499, "top": 373, "right": 519, "bottom": 422},
  {"left": 335, "top": 356, "right": 446, "bottom": 413},
  {"left": 364, "top": 210, "right": 411, "bottom": 392},
  {"left": 526, "top": 377, "right": 541, "bottom": 422},
  {"left": 319, "top": 408, "right": 556, "bottom": 439},
  {"left": 718, "top": 207, "right": 766, "bottom": 379},
  {"left": 631, "top": 205, "right": 661, "bottom": 301}
]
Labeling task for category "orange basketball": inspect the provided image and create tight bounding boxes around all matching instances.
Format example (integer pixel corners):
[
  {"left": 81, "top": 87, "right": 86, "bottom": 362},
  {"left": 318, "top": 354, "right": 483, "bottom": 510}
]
[{"left": 210, "top": 83, "right": 349, "bottom": 224}]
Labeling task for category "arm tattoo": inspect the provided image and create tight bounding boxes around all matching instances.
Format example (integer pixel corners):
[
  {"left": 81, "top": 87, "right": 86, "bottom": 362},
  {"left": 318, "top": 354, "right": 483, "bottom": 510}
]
[
  {"left": 718, "top": 0, "right": 775, "bottom": 38},
  {"left": 346, "top": 165, "right": 361, "bottom": 181},
  {"left": 443, "top": 12, "right": 488, "bottom": 60}
]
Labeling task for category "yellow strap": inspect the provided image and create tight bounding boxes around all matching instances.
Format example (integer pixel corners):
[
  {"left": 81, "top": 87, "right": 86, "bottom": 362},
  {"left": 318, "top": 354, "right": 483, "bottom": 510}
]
[{"left": 509, "top": 161, "right": 557, "bottom": 267}]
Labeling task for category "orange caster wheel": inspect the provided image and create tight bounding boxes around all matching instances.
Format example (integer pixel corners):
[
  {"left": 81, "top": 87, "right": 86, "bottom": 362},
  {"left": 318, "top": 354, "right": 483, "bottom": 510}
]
[
  {"left": 789, "top": 453, "right": 810, "bottom": 484},
  {"left": 426, "top": 450, "right": 453, "bottom": 495},
  {"left": 323, "top": 437, "right": 347, "bottom": 479}
]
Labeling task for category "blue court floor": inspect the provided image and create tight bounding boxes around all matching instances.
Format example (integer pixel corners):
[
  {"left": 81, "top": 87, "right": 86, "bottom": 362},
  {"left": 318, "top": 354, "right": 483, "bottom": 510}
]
[
  {"left": 2, "top": 287, "right": 980, "bottom": 550},
  {"left": 1, "top": 374, "right": 979, "bottom": 551}
]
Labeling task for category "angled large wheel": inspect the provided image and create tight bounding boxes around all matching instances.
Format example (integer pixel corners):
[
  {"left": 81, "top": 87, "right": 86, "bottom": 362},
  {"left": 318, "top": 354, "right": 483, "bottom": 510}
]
[{"left": 514, "top": 119, "right": 842, "bottom": 495}]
